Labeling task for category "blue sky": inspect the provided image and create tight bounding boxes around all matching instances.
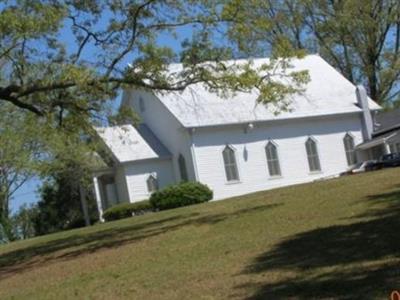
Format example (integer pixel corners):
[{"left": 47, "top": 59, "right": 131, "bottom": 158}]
[{"left": 10, "top": 16, "right": 194, "bottom": 213}]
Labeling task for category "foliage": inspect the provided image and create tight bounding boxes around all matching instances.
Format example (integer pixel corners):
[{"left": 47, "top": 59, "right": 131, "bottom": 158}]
[
  {"left": 0, "top": 224, "right": 9, "bottom": 245},
  {"left": 150, "top": 181, "right": 213, "bottom": 211},
  {"left": 0, "top": 1, "right": 309, "bottom": 231},
  {"left": 33, "top": 174, "right": 98, "bottom": 236},
  {"left": 0, "top": 216, "right": 12, "bottom": 244},
  {"left": 103, "top": 200, "right": 153, "bottom": 222},
  {"left": 0, "top": 102, "right": 103, "bottom": 225},
  {"left": 11, "top": 204, "right": 38, "bottom": 240},
  {"left": 0, "top": 0, "right": 308, "bottom": 120},
  {"left": 227, "top": 0, "right": 400, "bottom": 105},
  {"left": 0, "top": 104, "right": 40, "bottom": 222}
]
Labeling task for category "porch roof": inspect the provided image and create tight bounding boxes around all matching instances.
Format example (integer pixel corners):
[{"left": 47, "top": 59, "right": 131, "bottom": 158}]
[
  {"left": 95, "top": 124, "right": 171, "bottom": 163},
  {"left": 356, "top": 131, "right": 398, "bottom": 150}
]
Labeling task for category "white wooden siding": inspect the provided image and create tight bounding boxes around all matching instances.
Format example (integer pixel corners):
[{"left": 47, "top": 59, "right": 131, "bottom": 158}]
[
  {"left": 114, "top": 165, "right": 130, "bottom": 203},
  {"left": 124, "top": 159, "right": 175, "bottom": 202},
  {"left": 192, "top": 114, "right": 364, "bottom": 199},
  {"left": 123, "top": 89, "right": 196, "bottom": 182}
]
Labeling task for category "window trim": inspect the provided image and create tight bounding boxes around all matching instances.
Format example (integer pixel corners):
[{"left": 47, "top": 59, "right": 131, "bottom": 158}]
[
  {"left": 178, "top": 154, "right": 189, "bottom": 182},
  {"left": 146, "top": 174, "right": 158, "bottom": 193},
  {"left": 139, "top": 96, "right": 145, "bottom": 112},
  {"left": 305, "top": 137, "right": 322, "bottom": 172},
  {"left": 343, "top": 133, "right": 357, "bottom": 166},
  {"left": 222, "top": 145, "right": 240, "bottom": 183},
  {"left": 265, "top": 140, "right": 282, "bottom": 177}
]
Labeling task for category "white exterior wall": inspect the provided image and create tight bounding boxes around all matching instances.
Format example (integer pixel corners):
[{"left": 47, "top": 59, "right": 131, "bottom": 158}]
[
  {"left": 192, "top": 113, "right": 364, "bottom": 200},
  {"left": 124, "top": 159, "right": 175, "bottom": 202},
  {"left": 114, "top": 165, "right": 130, "bottom": 203},
  {"left": 122, "top": 89, "right": 196, "bottom": 182}
]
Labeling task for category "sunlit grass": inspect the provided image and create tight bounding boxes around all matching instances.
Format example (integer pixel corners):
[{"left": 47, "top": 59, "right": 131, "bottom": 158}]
[{"left": 1, "top": 168, "right": 399, "bottom": 299}]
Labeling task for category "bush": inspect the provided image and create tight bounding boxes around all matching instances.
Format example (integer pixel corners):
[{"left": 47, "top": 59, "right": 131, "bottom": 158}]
[
  {"left": 150, "top": 181, "right": 213, "bottom": 211},
  {"left": 103, "top": 200, "right": 153, "bottom": 221}
]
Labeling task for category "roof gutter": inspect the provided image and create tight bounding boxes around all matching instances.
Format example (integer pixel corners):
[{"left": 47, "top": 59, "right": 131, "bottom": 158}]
[{"left": 184, "top": 110, "right": 374, "bottom": 131}]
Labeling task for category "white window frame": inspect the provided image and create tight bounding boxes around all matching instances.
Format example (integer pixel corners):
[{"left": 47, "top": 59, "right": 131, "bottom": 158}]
[
  {"left": 265, "top": 141, "right": 282, "bottom": 177},
  {"left": 343, "top": 133, "right": 357, "bottom": 166},
  {"left": 222, "top": 145, "right": 240, "bottom": 182},
  {"left": 305, "top": 137, "right": 322, "bottom": 172}
]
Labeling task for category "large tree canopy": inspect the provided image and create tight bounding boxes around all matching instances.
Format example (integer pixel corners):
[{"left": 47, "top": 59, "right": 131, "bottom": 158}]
[
  {"left": 0, "top": 0, "right": 308, "bottom": 125},
  {"left": 0, "top": 0, "right": 309, "bottom": 233},
  {"left": 226, "top": 0, "right": 400, "bottom": 105}
]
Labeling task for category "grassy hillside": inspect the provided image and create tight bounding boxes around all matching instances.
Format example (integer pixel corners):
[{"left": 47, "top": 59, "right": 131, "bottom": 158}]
[{"left": 1, "top": 169, "right": 400, "bottom": 299}]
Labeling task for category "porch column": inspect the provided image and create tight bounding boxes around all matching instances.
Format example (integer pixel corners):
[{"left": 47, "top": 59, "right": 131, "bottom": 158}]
[
  {"left": 384, "top": 142, "right": 391, "bottom": 155},
  {"left": 93, "top": 176, "right": 104, "bottom": 222}
]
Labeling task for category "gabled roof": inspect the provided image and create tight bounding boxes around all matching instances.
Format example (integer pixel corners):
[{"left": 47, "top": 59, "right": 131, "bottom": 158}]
[
  {"left": 95, "top": 124, "right": 170, "bottom": 163},
  {"left": 153, "top": 55, "right": 380, "bottom": 128},
  {"left": 373, "top": 108, "right": 400, "bottom": 137}
]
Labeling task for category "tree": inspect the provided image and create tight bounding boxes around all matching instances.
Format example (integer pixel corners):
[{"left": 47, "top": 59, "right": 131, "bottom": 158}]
[
  {"left": 305, "top": 0, "right": 400, "bottom": 105},
  {"left": 227, "top": 0, "right": 400, "bottom": 105},
  {"left": 0, "top": 1, "right": 309, "bottom": 235},
  {"left": 33, "top": 171, "right": 98, "bottom": 236},
  {"left": 0, "top": 0, "right": 308, "bottom": 122},
  {"left": 0, "top": 221, "right": 10, "bottom": 244},
  {"left": 0, "top": 103, "right": 40, "bottom": 224},
  {"left": 11, "top": 203, "right": 38, "bottom": 240}
]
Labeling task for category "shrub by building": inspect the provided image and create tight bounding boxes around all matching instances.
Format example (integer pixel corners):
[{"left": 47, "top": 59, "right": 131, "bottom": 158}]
[
  {"left": 103, "top": 200, "right": 153, "bottom": 221},
  {"left": 150, "top": 181, "right": 213, "bottom": 211}
]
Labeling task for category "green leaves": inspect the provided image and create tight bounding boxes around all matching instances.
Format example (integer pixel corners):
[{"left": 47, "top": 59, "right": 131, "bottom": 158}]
[
  {"left": 0, "top": 2, "right": 66, "bottom": 38},
  {"left": 0, "top": 0, "right": 314, "bottom": 220}
]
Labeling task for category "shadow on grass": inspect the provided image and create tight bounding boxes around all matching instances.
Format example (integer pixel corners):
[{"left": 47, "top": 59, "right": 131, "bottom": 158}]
[
  {"left": 0, "top": 202, "right": 281, "bottom": 280},
  {"left": 236, "top": 189, "right": 400, "bottom": 299}
]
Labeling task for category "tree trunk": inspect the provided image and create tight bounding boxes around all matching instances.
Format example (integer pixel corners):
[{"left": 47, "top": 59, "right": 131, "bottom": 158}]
[{"left": 79, "top": 185, "right": 91, "bottom": 226}]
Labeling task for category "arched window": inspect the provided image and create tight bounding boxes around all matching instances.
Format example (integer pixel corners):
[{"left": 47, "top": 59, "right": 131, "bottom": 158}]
[
  {"left": 265, "top": 142, "right": 281, "bottom": 176},
  {"left": 305, "top": 137, "right": 321, "bottom": 172},
  {"left": 178, "top": 154, "right": 188, "bottom": 182},
  {"left": 139, "top": 96, "right": 145, "bottom": 112},
  {"left": 343, "top": 133, "right": 357, "bottom": 166},
  {"left": 146, "top": 175, "right": 158, "bottom": 193},
  {"left": 222, "top": 145, "right": 239, "bottom": 181}
]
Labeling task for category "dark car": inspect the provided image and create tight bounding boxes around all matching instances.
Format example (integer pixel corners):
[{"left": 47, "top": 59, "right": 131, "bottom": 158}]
[
  {"left": 377, "top": 152, "right": 400, "bottom": 168},
  {"left": 340, "top": 160, "right": 379, "bottom": 176}
]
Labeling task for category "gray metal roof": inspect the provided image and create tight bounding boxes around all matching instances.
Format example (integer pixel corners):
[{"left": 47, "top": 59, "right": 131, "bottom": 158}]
[
  {"left": 356, "top": 131, "right": 398, "bottom": 150},
  {"left": 373, "top": 108, "right": 400, "bottom": 136}
]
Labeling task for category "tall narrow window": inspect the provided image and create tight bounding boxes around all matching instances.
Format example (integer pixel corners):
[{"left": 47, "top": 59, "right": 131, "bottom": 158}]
[
  {"left": 178, "top": 154, "right": 188, "bottom": 181},
  {"left": 343, "top": 134, "right": 357, "bottom": 166},
  {"left": 139, "top": 96, "right": 145, "bottom": 112},
  {"left": 265, "top": 142, "right": 281, "bottom": 176},
  {"left": 146, "top": 175, "right": 158, "bottom": 193},
  {"left": 222, "top": 146, "right": 239, "bottom": 181},
  {"left": 306, "top": 137, "right": 321, "bottom": 172}
]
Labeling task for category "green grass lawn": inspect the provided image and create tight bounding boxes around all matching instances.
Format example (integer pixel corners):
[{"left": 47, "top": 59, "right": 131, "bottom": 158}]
[{"left": 1, "top": 168, "right": 400, "bottom": 299}]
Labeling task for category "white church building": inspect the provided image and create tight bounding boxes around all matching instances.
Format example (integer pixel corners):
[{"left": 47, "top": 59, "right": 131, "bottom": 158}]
[{"left": 92, "top": 55, "right": 381, "bottom": 219}]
